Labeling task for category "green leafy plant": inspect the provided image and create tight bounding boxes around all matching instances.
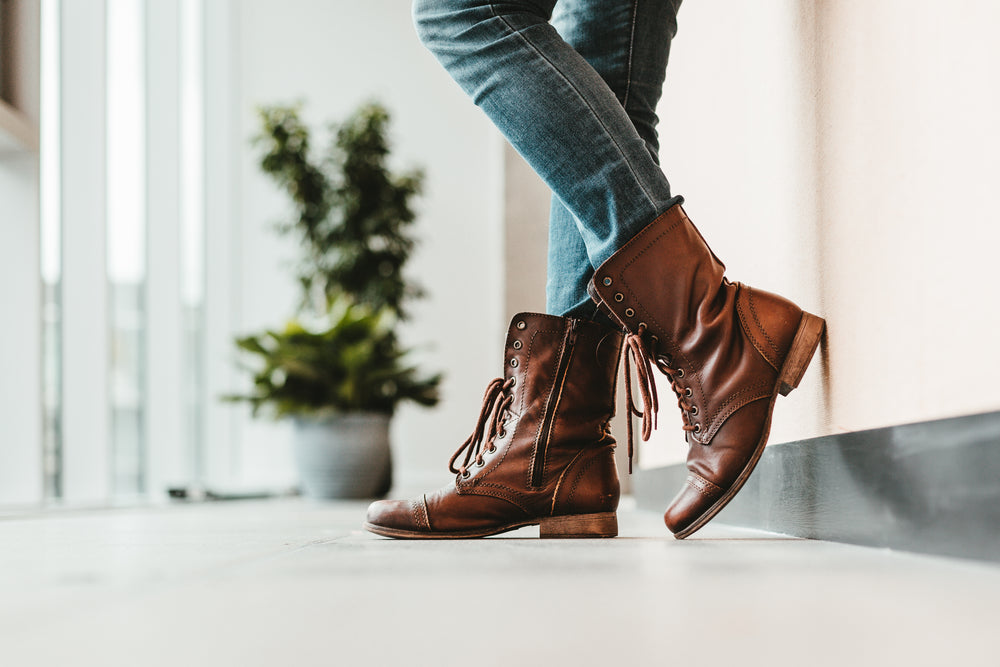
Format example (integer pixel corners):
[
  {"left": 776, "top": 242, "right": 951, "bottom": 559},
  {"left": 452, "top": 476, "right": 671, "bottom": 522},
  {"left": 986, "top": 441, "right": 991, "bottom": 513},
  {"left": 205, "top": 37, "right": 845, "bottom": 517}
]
[
  {"left": 232, "top": 299, "right": 439, "bottom": 418},
  {"left": 256, "top": 102, "right": 423, "bottom": 318},
  {"left": 228, "top": 101, "right": 441, "bottom": 417}
]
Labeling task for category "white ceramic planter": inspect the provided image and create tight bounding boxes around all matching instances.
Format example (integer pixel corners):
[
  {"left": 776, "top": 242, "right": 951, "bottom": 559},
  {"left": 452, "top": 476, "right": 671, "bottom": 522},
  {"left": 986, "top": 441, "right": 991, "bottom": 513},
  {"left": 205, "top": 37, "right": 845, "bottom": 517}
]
[{"left": 292, "top": 413, "right": 392, "bottom": 499}]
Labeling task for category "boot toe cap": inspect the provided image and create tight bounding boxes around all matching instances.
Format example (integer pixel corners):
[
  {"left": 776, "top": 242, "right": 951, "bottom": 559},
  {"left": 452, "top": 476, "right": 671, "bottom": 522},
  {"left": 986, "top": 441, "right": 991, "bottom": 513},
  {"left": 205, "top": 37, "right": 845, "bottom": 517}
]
[
  {"left": 663, "top": 472, "right": 724, "bottom": 536},
  {"left": 365, "top": 497, "right": 429, "bottom": 535}
]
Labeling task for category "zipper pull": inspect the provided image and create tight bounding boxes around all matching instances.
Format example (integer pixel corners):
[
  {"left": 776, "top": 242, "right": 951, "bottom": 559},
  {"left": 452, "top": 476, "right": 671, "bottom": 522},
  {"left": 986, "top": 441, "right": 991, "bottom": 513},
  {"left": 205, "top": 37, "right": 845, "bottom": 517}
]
[{"left": 567, "top": 318, "right": 578, "bottom": 346}]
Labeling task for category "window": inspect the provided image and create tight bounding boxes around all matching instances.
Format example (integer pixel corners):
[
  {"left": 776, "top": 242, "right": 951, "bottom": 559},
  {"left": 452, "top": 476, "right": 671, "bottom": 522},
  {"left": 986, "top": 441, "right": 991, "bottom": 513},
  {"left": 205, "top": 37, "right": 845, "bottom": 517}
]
[
  {"left": 40, "top": 0, "right": 62, "bottom": 499},
  {"left": 37, "top": 0, "right": 208, "bottom": 503},
  {"left": 107, "top": 0, "right": 148, "bottom": 497}
]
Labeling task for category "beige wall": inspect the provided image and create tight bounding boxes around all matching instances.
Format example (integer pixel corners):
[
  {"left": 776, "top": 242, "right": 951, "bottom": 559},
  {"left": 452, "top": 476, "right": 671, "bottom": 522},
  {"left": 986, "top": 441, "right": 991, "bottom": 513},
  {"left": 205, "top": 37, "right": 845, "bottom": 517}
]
[
  {"left": 502, "top": 143, "right": 549, "bottom": 319},
  {"left": 643, "top": 0, "right": 1000, "bottom": 468},
  {"left": 815, "top": 1, "right": 1000, "bottom": 431}
]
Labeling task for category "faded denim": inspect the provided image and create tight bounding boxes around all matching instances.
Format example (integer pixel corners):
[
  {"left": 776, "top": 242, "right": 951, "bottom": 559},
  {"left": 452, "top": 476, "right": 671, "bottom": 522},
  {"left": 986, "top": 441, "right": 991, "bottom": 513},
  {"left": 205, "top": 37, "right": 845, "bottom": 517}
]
[{"left": 413, "top": 0, "right": 683, "bottom": 318}]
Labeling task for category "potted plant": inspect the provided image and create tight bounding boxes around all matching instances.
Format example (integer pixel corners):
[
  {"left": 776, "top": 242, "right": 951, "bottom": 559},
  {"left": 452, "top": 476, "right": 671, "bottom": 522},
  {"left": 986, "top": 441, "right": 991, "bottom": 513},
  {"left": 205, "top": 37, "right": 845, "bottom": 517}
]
[{"left": 228, "top": 102, "right": 441, "bottom": 499}]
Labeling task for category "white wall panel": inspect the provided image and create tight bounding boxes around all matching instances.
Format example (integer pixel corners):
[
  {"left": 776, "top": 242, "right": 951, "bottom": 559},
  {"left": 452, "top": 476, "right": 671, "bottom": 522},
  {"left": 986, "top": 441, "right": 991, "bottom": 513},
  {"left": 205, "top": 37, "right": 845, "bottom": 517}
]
[
  {"left": 202, "top": 0, "right": 241, "bottom": 488},
  {"left": 0, "top": 0, "right": 41, "bottom": 505},
  {"left": 60, "top": 0, "right": 109, "bottom": 502},
  {"left": 145, "top": 0, "right": 186, "bottom": 497},
  {"left": 0, "top": 154, "right": 42, "bottom": 504}
]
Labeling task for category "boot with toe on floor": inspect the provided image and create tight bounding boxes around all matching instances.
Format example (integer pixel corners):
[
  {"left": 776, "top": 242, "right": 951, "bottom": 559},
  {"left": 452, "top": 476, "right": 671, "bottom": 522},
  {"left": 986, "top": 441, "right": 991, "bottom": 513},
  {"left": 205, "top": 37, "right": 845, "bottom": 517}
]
[
  {"left": 588, "top": 202, "right": 825, "bottom": 539},
  {"left": 364, "top": 313, "right": 624, "bottom": 539}
]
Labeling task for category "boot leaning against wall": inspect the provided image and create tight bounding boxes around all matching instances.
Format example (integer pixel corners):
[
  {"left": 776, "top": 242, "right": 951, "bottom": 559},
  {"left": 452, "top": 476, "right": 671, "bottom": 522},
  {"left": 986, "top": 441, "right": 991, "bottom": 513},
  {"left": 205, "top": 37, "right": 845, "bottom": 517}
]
[
  {"left": 589, "top": 202, "right": 826, "bottom": 539},
  {"left": 364, "top": 313, "right": 624, "bottom": 539}
]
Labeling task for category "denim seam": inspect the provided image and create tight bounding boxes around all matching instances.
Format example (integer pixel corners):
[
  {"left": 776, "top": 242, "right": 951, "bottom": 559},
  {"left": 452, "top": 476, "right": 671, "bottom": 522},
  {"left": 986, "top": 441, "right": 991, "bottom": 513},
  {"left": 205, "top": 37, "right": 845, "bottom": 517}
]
[
  {"left": 487, "top": 2, "right": 660, "bottom": 212},
  {"left": 621, "top": 0, "right": 640, "bottom": 109}
]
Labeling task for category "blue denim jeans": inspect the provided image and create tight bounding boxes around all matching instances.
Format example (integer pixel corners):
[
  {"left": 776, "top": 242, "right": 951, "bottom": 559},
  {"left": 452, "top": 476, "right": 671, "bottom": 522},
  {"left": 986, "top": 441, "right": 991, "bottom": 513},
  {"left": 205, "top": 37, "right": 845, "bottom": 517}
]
[{"left": 413, "top": 0, "right": 683, "bottom": 319}]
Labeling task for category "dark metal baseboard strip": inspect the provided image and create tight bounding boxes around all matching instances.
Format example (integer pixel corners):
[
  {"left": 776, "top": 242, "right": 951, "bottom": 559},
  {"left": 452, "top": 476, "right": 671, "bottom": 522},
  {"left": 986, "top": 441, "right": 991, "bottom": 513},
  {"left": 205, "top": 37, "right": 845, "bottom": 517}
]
[{"left": 633, "top": 410, "right": 1000, "bottom": 563}]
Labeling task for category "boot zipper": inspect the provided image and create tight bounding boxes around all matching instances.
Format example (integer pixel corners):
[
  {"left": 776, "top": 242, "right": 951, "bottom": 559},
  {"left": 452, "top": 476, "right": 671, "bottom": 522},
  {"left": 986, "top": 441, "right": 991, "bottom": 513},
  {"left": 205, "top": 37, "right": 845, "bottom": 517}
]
[{"left": 530, "top": 318, "right": 577, "bottom": 489}]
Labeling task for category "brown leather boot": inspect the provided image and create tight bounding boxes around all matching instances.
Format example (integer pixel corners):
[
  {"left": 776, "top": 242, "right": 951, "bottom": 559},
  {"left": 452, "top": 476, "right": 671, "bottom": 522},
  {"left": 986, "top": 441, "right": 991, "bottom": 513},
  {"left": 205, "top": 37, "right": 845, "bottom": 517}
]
[
  {"left": 364, "top": 313, "right": 624, "bottom": 539},
  {"left": 588, "top": 203, "right": 825, "bottom": 539}
]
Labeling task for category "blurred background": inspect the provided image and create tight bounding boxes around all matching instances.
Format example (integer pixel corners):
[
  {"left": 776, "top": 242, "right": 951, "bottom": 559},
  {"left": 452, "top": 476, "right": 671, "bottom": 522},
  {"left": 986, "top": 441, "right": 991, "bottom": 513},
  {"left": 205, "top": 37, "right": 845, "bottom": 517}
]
[{"left": 2, "top": 0, "right": 999, "bottom": 509}]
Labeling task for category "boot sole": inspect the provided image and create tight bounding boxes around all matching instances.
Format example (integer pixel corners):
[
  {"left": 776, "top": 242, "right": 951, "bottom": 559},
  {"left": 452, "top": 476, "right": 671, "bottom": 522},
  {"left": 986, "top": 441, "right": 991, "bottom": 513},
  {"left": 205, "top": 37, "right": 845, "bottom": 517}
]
[
  {"left": 363, "top": 511, "right": 618, "bottom": 540},
  {"left": 672, "top": 312, "right": 826, "bottom": 540}
]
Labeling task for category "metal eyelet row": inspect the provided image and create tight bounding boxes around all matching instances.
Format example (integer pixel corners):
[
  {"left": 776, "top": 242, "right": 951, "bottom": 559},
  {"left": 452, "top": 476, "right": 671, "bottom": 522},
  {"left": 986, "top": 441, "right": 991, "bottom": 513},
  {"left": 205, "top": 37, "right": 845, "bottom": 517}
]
[
  {"left": 511, "top": 323, "right": 521, "bottom": 367},
  {"left": 602, "top": 277, "right": 642, "bottom": 328},
  {"left": 509, "top": 323, "right": 525, "bottom": 385},
  {"left": 602, "top": 290, "right": 706, "bottom": 435},
  {"left": 462, "top": 441, "right": 503, "bottom": 480},
  {"left": 499, "top": 323, "right": 523, "bottom": 462}
]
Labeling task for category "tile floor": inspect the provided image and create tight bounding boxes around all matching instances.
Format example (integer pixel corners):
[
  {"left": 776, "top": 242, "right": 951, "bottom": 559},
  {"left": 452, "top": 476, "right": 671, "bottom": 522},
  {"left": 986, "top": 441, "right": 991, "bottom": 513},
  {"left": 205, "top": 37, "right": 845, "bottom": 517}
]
[{"left": 1, "top": 498, "right": 997, "bottom": 666}]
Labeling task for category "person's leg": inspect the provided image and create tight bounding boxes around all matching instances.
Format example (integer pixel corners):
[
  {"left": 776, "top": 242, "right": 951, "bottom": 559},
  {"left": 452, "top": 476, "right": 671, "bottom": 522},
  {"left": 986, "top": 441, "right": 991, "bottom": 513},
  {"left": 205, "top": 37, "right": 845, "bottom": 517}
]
[
  {"left": 405, "top": 0, "right": 826, "bottom": 542},
  {"left": 412, "top": 0, "right": 680, "bottom": 272},
  {"left": 545, "top": 0, "right": 681, "bottom": 319}
]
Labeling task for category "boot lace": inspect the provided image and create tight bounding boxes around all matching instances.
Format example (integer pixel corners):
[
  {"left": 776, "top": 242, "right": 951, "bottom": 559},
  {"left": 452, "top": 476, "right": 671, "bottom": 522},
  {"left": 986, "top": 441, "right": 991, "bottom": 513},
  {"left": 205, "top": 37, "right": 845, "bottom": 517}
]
[
  {"left": 449, "top": 377, "right": 515, "bottom": 477},
  {"left": 623, "top": 324, "right": 696, "bottom": 473}
]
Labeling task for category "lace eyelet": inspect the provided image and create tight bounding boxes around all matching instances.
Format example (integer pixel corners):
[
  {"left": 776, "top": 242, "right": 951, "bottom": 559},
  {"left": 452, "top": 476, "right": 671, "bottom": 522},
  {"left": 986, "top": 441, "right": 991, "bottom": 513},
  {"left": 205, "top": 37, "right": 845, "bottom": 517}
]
[
  {"left": 497, "top": 430, "right": 506, "bottom": 439},
  {"left": 684, "top": 387, "right": 693, "bottom": 397},
  {"left": 614, "top": 293, "right": 625, "bottom": 302},
  {"left": 625, "top": 308, "right": 635, "bottom": 318},
  {"left": 512, "top": 340, "right": 522, "bottom": 350},
  {"left": 675, "top": 368, "right": 685, "bottom": 378},
  {"left": 516, "top": 320, "right": 526, "bottom": 330},
  {"left": 509, "top": 377, "right": 516, "bottom": 387},
  {"left": 693, "top": 423, "right": 701, "bottom": 433},
  {"left": 603, "top": 277, "right": 613, "bottom": 286},
  {"left": 690, "top": 405, "right": 699, "bottom": 416},
  {"left": 475, "top": 459, "right": 485, "bottom": 467},
  {"left": 462, "top": 470, "right": 471, "bottom": 478},
  {"left": 510, "top": 359, "right": 518, "bottom": 368},
  {"left": 488, "top": 445, "right": 497, "bottom": 453}
]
